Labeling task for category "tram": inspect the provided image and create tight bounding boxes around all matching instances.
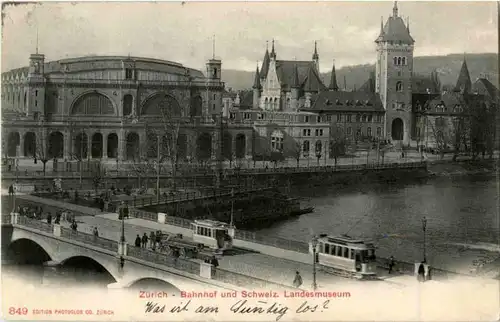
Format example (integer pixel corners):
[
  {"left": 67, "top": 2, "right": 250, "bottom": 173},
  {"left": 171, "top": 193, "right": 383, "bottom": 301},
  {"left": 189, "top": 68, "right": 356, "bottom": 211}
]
[
  {"left": 310, "top": 234, "right": 378, "bottom": 279},
  {"left": 192, "top": 219, "right": 233, "bottom": 253}
]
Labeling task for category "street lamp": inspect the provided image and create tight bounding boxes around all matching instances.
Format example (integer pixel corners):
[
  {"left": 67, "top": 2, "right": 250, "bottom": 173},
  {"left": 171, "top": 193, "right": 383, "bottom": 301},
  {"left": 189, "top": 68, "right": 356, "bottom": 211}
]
[
  {"left": 311, "top": 235, "right": 318, "bottom": 290},
  {"left": 120, "top": 202, "right": 127, "bottom": 243},
  {"left": 422, "top": 216, "right": 427, "bottom": 263}
]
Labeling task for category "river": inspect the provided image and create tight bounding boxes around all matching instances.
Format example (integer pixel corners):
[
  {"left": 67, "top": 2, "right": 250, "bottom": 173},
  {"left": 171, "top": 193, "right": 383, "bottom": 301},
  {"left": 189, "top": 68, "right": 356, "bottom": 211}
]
[{"left": 2, "top": 173, "right": 499, "bottom": 288}]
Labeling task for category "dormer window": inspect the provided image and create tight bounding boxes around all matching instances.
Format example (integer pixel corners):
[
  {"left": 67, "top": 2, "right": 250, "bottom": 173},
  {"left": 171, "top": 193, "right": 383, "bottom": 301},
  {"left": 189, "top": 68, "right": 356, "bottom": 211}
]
[
  {"left": 325, "top": 99, "right": 331, "bottom": 105},
  {"left": 356, "top": 100, "right": 362, "bottom": 106},
  {"left": 345, "top": 100, "right": 350, "bottom": 105},
  {"left": 365, "top": 100, "right": 369, "bottom": 105},
  {"left": 336, "top": 99, "right": 341, "bottom": 105}
]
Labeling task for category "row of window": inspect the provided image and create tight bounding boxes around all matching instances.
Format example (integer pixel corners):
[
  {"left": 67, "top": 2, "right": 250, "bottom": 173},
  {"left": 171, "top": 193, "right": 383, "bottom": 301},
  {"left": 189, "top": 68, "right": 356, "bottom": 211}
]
[
  {"left": 393, "top": 56, "right": 408, "bottom": 66},
  {"left": 302, "top": 140, "right": 323, "bottom": 154},
  {"left": 302, "top": 129, "right": 324, "bottom": 137},
  {"left": 344, "top": 126, "right": 382, "bottom": 137}
]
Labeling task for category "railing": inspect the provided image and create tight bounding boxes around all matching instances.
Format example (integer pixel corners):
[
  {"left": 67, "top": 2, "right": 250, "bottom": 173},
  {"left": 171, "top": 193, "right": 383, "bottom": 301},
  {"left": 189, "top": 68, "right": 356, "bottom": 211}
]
[
  {"left": 60, "top": 227, "right": 119, "bottom": 252},
  {"left": 130, "top": 209, "right": 158, "bottom": 221},
  {"left": 235, "top": 230, "right": 309, "bottom": 253},
  {"left": 127, "top": 245, "right": 200, "bottom": 274},
  {"left": 165, "top": 216, "right": 193, "bottom": 229},
  {"left": 1, "top": 214, "right": 12, "bottom": 224},
  {"left": 17, "top": 216, "right": 54, "bottom": 234},
  {"left": 212, "top": 268, "right": 291, "bottom": 289}
]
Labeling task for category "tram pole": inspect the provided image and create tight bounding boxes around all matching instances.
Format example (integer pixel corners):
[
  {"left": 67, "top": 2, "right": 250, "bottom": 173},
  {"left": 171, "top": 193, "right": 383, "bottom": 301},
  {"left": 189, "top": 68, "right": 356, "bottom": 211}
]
[
  {"left": 311, "top": 235, "right": 318, "bottom": 290},
  {"left": 422, "top": 216, "right": 427, "bottom": 263}
]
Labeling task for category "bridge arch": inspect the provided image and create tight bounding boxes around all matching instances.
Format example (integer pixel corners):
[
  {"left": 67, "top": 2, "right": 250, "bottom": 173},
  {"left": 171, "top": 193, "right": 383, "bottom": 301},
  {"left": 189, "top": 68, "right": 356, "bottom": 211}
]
[
  {"left": 126, "top": 277, "right": 181, "bottom": 293},
  {"left": 7, "top": 238, "right": 52, "bottom": 264},
  {"left": 59, "top": 256, "right": 117, "bottom": 286}
]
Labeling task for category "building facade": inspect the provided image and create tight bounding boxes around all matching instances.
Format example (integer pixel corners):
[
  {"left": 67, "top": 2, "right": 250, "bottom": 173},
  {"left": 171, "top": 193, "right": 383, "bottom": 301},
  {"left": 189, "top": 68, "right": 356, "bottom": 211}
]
[{"left": 2, "top": 55, "right": 254, "bottom": 163}]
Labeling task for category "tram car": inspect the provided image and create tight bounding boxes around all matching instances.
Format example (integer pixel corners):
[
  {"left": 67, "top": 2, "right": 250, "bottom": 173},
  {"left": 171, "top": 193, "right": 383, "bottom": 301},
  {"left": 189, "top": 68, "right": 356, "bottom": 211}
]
[
  {"left": 192, "top": 219, "right": 233, "bottom": 253},
  {"left": 310, "top": 234, "right": 377, "bottom": 279}
]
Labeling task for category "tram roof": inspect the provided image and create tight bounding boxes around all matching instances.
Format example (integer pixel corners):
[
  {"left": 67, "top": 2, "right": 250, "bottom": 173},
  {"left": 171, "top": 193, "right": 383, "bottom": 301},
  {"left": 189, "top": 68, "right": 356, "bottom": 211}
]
[
  {"left": 193, "top": 219, "right": 230, "bottom": 228},
  {"left": 318, "top": 234, "right": 371, "bottom": 245}
]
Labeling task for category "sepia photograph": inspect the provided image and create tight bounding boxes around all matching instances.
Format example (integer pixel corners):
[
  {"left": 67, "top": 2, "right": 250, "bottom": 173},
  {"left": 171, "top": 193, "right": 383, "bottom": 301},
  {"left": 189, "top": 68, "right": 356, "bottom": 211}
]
[{"left": 1, "top": 1, "right": 499, "bottom": 321}]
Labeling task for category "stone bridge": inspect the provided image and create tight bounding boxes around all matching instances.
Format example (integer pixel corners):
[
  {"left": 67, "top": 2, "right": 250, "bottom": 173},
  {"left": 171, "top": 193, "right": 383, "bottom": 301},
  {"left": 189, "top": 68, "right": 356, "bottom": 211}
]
[{"left": 1, "top": 214, "right": 243, "bottom": 292}]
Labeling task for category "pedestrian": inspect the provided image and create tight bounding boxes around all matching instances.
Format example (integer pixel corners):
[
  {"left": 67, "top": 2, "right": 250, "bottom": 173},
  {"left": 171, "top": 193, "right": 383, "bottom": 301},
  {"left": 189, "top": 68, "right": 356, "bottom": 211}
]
[
  {"left": 99, "top": 198, "right": 105, "bottom": 212},
  {"left": 70, "top": 219, "right": 78, "bottom": 232},
  {"left": 135, "top": 234, "right": 142, "bottom": 247},
  {"left": 141, "top": 233, "right": 148, "bottom": 248},
  {"left": 46, "top": 213, "right": 52, "bottom": 225},
  {"left": 93, "top": 227, "right": 99, "bottom": 237},
  {"left": 149, "top": 231, "right": 155, "bottom": 249},
  {"left": 54, "top": 212, "right": 61, "bottom": 225},
  {"left": 293, "top": 271, "right": 303, "bottom": 288},
  {"left": 417, "top": 263, "right": 425, "bottom": 282},
  {"left": 388, "top": 256, "right": 395, "bottom": 274},
  {"left": 8, "top": 184, "right": 14, "bottom": 196}
]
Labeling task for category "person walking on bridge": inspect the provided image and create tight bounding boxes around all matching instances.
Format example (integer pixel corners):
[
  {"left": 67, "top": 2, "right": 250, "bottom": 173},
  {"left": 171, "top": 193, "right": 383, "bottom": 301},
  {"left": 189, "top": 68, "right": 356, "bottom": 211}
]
[
  {"left": 293, "top": 271, "right": 303, "bottom": 288},
  {"left": 135, "top": 234, "right": 141, "bottom": 247},
  {"left": 141, "top": 233, "right": 148, "bottom": 248}
]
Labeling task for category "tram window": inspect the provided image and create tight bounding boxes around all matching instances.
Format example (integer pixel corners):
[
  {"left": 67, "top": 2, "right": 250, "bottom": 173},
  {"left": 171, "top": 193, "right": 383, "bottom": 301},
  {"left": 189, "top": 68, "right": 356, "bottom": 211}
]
[
  {"left": 368, "top": 249, "right": 375, "bottom": 259},
  {"left": 331, "top": 245, "right": 336, "bottom": 256},
  {"left": 197, "top": 227, "right": 201, "bottom": 235},
  {"left": 350, "top": 250, "right": 355, "bottom": 259},
  {"left": 361, "top": 250, "right": 369, "bottom": 263},
  {"left": 337, "top": 247, "right": 343, "bottom": 257},
  {"left": 343, "top": 248, "right": 349, "bottom": 258},
  {"left": 324, "top": 243, "right": 330, "bottom": 254}
]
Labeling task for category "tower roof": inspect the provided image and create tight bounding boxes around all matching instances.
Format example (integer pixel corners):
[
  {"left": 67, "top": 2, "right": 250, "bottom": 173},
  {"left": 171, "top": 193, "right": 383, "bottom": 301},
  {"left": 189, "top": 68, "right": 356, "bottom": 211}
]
[
  {"left": 303, "top": 66, "right": 323, "bottom": 92},
  {"left": 454, "top": 57, "right": 472, "bottom": 93},
  {"left": 312, "top": 41, "right": 319, "bottom": 61},
  {"left": 270, "top": 39, "right": 277, "bottom": 59},
  {"left": 252, "top": 65, "right": 262, "bottom": 89},
  {"left": 260, "top": 43, "right": 270, "bottom": 80},
  {"left": 329, "top": 60, "right": 339, "bottom": 91},
  {"left": 375, "top": 2, "right": 414, "bottom": 45}
]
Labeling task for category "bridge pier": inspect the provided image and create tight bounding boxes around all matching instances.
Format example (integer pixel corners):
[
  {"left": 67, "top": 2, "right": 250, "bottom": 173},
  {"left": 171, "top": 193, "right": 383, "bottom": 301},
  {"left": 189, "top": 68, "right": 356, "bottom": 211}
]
[{"left": 43, "top": 260, "right": 62, "bottom": 273}]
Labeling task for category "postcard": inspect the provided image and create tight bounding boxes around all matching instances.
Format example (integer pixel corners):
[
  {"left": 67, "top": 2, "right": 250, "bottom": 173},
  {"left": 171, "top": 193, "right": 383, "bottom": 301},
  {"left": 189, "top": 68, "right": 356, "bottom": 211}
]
[{"left": 1, "top": 1, "right": 499, "bottom": 321}]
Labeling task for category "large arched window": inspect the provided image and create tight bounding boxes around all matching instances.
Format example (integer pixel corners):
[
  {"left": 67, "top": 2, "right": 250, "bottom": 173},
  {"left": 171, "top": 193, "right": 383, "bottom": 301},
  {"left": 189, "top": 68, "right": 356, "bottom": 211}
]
[
  {"left": 302, "top": 140, "right": 310, "bottom": 156},
  {"left": 141, "top": 94, "right": 181, "bottom": 117},
  {"left": 397, "top": 57, "right": 402, "bottom": 65},
  {"left": 123, "top": 94, "right": 133, "bottom": 116},
  {"left": 270, "top": 130, "right": 284, "bottom": 152},
  {"left": 264, "top": 97, "right": 269, "bottom": 110},
  {"left": 396, "top": 81, "right": 403, "bottom": 92},
  {"left": 402, "top": 57, "right": 407, "bottom": 65},
  {"left": 71, "top": 92, "right": 115, "bottom": 115}
]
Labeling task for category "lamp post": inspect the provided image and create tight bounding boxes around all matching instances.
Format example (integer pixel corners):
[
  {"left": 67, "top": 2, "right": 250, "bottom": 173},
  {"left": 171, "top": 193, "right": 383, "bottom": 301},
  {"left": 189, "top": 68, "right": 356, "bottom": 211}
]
[
  {"left": 120, "top": 203, "right": 126, "bottom": 243},
  {"left": 311, "top": 235, "right": 318, "bottom": 290},
  {"left": 422, "top": 216, "right": 427, "bottom": 263}
]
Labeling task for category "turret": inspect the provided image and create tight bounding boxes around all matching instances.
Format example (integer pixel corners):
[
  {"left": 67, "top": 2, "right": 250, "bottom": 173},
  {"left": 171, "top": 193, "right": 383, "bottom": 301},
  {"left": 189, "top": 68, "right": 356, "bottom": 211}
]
[
  {"left": 270, "top": 39, "right": 277, "bottom": 60},
  {"left": 454, "top": 55, "right": 472, "bottom": 94},
  {"left": 312, "top": 41, "right": 319, "bottom": 73},
  {"left": 329, "top": 60, "right": 339, "bottom": 91},
  {"left": 252, "top": 64, "right": 262, "bottom": 109},
  {"left": 26, "top": 52, "right": 46, "bottom": 117},
  {"left": 260, "top": 42, "right": 270, "bottom": 81}
]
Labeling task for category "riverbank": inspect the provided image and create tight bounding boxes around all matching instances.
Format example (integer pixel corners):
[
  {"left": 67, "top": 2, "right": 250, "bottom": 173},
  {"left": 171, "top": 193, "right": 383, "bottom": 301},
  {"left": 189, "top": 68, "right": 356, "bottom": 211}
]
[{"left": 427, "top": 158, "right": 498, "bottom": 177}]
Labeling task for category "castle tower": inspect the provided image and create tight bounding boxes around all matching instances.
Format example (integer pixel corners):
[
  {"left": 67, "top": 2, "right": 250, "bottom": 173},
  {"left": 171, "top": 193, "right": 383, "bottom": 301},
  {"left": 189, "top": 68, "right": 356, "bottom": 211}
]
[
  {"left": 26, "top": 51, "right": 46, "bottom": 118},
  {"left": 329, "top": 60, "right": 339, "bottom": 91},
  {"left": 252, "top": 64, "right": 262, "bottom": 109},
  {"left": 206, "top": 37, "right": 223, "bottom": 117},
  {"left": 312, "top": 41, "right": 319, "bottom": 73},
  {"left": 375, "top": 1, "right": 414, "bottom": 145}
]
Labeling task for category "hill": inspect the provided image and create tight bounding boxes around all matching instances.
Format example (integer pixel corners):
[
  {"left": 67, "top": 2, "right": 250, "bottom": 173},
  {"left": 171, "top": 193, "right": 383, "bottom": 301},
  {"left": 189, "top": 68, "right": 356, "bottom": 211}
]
[{"left": 222, "top": 53, "right": 498, "bottom": 91}]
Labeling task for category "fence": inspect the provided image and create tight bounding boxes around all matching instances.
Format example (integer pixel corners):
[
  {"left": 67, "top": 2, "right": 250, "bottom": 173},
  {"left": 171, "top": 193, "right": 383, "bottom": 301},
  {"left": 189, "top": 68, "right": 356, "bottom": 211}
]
[
  {"left": 127, "top": 245, "right": 200, "bottom": 274},
  {"left": 212, "top": 268, "right": 292, "bottom": 289},
  {"left": 234, "top": 230, "right": 309, "bottom": 253},
  {"left": 130, "top": 209, "right": 158, "bottom": 221},
  {"left": 60, "top": 227, "right": 119, "bottom": 252},
  {"left": 18, "top": 216, "right": 54, "bottom": 234},
  {"left": 1, "top": 214, "right": 12, "bottom": 224}
]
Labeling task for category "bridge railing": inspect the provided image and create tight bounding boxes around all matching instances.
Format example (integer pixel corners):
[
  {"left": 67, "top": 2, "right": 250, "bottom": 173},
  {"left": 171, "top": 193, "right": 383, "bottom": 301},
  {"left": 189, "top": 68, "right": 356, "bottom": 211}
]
[
  {"left": 164, "top": 216, "right": 193, "bottom": 229},
  {"left": 130, "top": 209, "right": 158, "bottom": 222},
  {"left": 127, "top": 245, "right": 200, "bottom": 274},
  {"left": 60, "top": 227, "right": 119, "bottom": 252},
  {"left": 17, "top": 215, "right": 54, "bottom": 234},
  {"left": 212, "top": 268, "right": 291, "bottom": 289},
  {"left": 2, "top": 214, "right": 11, "bottom": 224},
  {"left": 234, "top": 230, "right": 309, "bottom": 253}
]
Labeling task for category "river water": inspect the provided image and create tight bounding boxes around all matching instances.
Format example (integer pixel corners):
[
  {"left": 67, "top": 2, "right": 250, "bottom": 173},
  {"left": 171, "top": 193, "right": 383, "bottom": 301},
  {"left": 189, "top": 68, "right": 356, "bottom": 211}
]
[{"left": 2, "top": 173, "right": 499, "bottom": 288}]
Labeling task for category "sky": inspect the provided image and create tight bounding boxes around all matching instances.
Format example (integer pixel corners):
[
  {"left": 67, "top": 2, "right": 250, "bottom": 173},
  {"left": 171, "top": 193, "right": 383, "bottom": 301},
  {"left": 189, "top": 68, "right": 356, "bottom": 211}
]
[{"left": 1, "top": 1, "right": 498, "bottom": 73}]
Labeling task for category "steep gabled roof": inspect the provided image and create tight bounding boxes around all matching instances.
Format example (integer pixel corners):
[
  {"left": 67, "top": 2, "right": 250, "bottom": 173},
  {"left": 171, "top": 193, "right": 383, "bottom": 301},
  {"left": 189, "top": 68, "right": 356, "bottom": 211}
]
[
  {"left": 359, "top": 70, "right": 376, "bottom": 93},
  {"left": 302, "top": 66, "right": 326, "bottom": 92},
  {"left": 260, "top": 49, "right": 270, "bottom": 80},
  {"left": 473, "top": 78, "right": 500, "bottom": 101},
  {"left": 252, "top": 65, "right": 261, "bottom": 89},
  {"left": 275, "top": 60, "right": 325, "bottom": 92},
  {"left": 454, "top": 59, "right": 472, "bottom": 93},
  {"left": 425, "top": 91, "right": 466, "bottom": 115}
]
